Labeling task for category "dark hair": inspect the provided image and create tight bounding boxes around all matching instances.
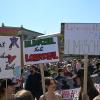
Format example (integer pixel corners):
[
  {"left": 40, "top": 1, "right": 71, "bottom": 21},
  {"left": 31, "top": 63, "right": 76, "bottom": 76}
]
[
  {"left": 14, "top": 90, "right": 34, "bottom": 100},
  {"left": 77, "top": 69, "right": 99, "bottom": 100},
  {"left": 45, "top": 77, "right": 56, "bottom": 91},
  {"left": 31, "top": 65, "right": 37, "bottom": 70},
  {"left": 58, "top": 68, "right": 63, "bottom": 73},
  {"left": 45, "top": 77, "right": 56, "bottom": 86},
  {"left": 96, "top": 63, "right": 100, "bottom": 69}
]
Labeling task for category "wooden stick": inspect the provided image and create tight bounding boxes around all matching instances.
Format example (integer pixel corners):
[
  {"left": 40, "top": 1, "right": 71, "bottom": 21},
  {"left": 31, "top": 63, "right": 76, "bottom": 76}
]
[
  {"left": 6, "top": 79, "right": 8, "bottom": 100},
  {"left": 40, "top": 63, "right": 45, "bottom": 95},
  {"left": 83, "top": 55, "right": 88, "bottom": 100}
]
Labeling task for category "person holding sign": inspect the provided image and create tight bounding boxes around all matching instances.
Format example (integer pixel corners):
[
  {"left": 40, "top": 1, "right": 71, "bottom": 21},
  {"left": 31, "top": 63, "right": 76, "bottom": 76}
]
[
  {"left": 73, "top": 69, "right": 99, "bottom": 100},
  {"left": 25, "top": 65, "right": 43, "bottom": 100},
  {"left": 39, "top": 77, "right": 63, "bottom": 100},
  {"left": 0, "top": 79, "right": 16, "bottom": 100}
]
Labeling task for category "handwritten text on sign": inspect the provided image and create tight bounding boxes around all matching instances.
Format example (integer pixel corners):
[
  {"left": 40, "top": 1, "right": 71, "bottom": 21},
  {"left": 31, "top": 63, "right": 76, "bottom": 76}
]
[
  {"left": 0, "top": 36, "right": 21, "bottom": 79},
  {"left": 23, "top": 37, "right": 59, "bottom": 64},
  {"left": 64, "top": 23, "right": 100, "bottom": 55}
]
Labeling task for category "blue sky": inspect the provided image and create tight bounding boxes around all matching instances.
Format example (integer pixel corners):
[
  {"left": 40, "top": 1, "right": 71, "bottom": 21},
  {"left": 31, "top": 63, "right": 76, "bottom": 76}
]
[{"left": 0, "top": 0, "right": 100, "bottom": 34}]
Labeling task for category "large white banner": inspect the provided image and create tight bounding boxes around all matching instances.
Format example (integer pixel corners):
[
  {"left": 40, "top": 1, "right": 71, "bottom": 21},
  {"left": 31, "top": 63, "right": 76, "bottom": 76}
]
[
  {"left": 64, "top": 23, "right": 100, "bottom": 55},
  {"left": 23, "top": 37, "right": 59, "bottom": 65},
  {"left": 0, "top": 36, "right": 21, "bottom": 79}
]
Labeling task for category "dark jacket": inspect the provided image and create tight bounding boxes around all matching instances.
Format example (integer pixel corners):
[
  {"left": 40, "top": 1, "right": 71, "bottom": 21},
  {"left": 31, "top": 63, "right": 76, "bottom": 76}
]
[{"left": 25, "top": 72, "right": 43, "bottom": 96}]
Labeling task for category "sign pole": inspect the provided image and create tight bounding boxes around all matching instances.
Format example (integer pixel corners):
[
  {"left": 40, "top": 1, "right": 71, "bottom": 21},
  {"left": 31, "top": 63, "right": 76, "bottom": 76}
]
[
  {"left": 18, "top": 30, "right": 24, "bottom": 68},
  {"left": 83, "top": 55, "right": 88, "bottom": 100},
  {"left": 40, "top": 63, "right": 45, "bottom": 95},
  {"left": 6, "top": 79, "right": 8, "bottom": 100}
]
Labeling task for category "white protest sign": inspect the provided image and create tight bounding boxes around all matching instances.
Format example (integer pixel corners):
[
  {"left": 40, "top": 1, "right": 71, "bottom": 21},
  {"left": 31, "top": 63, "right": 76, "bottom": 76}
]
[
  {"left": 23, "top": 36, "right": 59, "bottom": 65},
  {"left": 60, "top": 84, "right": 100, "bottom": 100},
  {"left": 0, "top": 36, "right": 21, "bottom": 79},
  {"left": 60, "top": 88, "right": 80, "bottom": 100},
  {"left": 64, "top": 23, "right": 100, "bottom": 55}
]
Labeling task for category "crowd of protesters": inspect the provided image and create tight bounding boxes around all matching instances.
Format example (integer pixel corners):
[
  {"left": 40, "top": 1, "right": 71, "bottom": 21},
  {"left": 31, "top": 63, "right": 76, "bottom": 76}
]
[{"left": 0, "top": 58, "right": 100, "bottom": 100}]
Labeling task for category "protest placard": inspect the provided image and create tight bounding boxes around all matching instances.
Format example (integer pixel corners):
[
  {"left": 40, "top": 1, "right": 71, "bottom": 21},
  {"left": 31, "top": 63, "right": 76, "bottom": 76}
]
[
  {"left": 0, "top": 36, "right": 21, "bottom": 79},
  {"left": 23, "top": 36, "right": 59, "bottom": 95},
  {"left": 63, "top": 23, "right": 100, "bottom": 55},
  {"left": 60, "top": 84, "right": 100, "bottom": 100},
  {"left": 23, "top": 36, "right": 59, "bottom": 65}
]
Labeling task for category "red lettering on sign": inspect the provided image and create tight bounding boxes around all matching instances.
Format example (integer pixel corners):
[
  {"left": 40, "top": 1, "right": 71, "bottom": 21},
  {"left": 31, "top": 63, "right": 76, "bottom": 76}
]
[{"left": 25, "top": 52, "right": 59, "bottom": 62}]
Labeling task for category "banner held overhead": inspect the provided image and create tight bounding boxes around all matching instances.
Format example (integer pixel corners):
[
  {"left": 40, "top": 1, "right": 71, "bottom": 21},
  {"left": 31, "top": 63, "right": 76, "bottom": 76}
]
[{"left": 63, "top": 23, "right": 100, "bottom": 55}]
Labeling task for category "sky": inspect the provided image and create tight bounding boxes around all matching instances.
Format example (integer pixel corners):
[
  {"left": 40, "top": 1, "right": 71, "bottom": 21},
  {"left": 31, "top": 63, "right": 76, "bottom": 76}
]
[{"left": 0, "top": 0, "right": 100, "bottom": 34}]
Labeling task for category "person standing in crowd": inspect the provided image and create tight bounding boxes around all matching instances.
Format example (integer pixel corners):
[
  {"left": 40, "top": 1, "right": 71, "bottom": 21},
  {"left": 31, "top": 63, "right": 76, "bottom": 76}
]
[
  {"left": 0, "top": 79, "right": 16, "bottom": 100},
  {"left": 76, "top": 59, "right": 82, "bottom": 72},
  {"left": 39, "top": 77, "right": 63, "bottom": 100},
  {"left": 13, "top": 89, "right": 34, "bottom": 100},
  {"left": 74, "top": 69, "right": 99, "bottom": 100},
  {"left": 55, "top": 68, "right": 65, "bottom": 90},
  {"left": 63, "top": 64, "right": 73, "bottom": 77},
  {"left": 25, "top": 65, "right": 43, "bottom": 100}
]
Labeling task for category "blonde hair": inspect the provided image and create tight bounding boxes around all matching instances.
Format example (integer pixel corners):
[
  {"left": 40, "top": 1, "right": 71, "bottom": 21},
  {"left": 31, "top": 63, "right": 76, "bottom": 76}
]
[
  {"left": 14, "top": 90, "right": 34, "bottom": 100},
  {"left": 93, "top": 95, "right": 100, "bottom": 100}
]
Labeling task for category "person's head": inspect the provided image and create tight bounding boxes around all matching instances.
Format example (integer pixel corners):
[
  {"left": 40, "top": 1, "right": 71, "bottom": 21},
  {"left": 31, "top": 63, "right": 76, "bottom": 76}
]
[
  {"left": 0, "top": 79, "right": 15, "bottom": 99},
  {"left": 93, "top": 95, "right": 100, "bottom": 100},
  {"left": 66, "top": 64, "right": 72, "bottom": 71},
  {"left": 58, "top": 68, "right": 64, "bottom": 76},
  {"left": 29, "top": 65, "right": 37, "bottom": 74},
  {"left": 14, "top": 90, "right": 34, "bottom": 100},
  {"left": 45, "top": 77, "right": 57, "bottom": 92}
]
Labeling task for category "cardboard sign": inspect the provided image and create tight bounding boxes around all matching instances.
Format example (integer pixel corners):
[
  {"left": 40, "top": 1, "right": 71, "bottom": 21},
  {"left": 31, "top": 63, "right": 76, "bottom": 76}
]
[
  {"left": 60, "top": 88, "right": 80, "bottom": 100},
  {"left": 60, "top": 84, "right": 100, "bottom": 100},
  {"left": 0, "top": 36, "right": 21, "bottom": 79},
  {"left": 23, "top": 37, "right": 59, "bottom": 65},
  {"left": 63, "top": 23, "right": 100, "bottom": 55}
]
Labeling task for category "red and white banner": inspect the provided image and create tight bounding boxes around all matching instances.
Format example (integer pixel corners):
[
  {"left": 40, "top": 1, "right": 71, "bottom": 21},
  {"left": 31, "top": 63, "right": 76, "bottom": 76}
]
[{"left": 23, "top": 37, "right": 59, "bottom": 65}]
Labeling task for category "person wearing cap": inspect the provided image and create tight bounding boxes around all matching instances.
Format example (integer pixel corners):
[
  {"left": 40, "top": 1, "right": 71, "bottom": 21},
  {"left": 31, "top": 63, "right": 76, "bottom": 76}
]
[
  {"left": 63, "top": 64, "right": 73, "bottom": 77},
  {"left": 73, "top": 69, "right": 99, "bottom": 100},
  {"left": 25, "top": 65, "right": 43, "bottom": 100},
  {"left": 0, "top": 79, "right": 16, "bottom": 100}
]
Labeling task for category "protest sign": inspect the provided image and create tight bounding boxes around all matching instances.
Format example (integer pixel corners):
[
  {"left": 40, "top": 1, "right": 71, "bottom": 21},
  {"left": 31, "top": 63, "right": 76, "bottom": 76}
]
[
  {"left": 23, "top": 36, "right": 59, "bottom": 65},
  {"left": 63, "top": 23, "right": 100, "bottom": 96},
  {"left": 23, "top": 36, "right": 59, "bottom": 95},
  {"left": 60, "top": 84, "right": 100, "bottom": 100},
  {"left": 0, "top": 36, "right": 21, "bottom": 79},
  {"left": 63, "top": 23, "right": 100, "bottom": 55},
  {"left": 61, "top": 88, "right": 80, "bottom": 100}
]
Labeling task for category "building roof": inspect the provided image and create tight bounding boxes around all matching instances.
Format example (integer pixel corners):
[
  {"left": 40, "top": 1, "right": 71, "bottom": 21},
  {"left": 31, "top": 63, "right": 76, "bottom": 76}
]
[{"left": 0, "top": 25, "right": 43, "bottom": 35}]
